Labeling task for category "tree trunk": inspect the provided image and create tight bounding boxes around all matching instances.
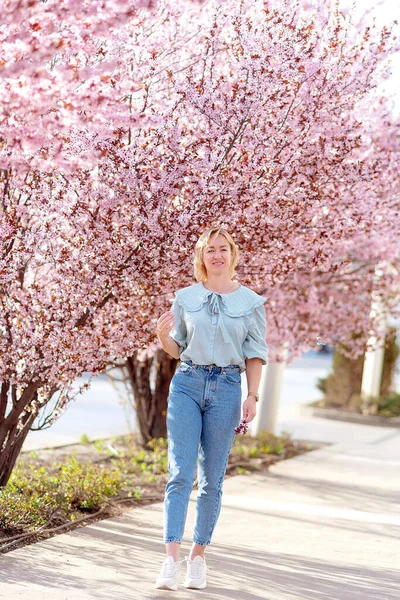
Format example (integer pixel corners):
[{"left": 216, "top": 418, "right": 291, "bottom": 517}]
[
  {"left": 0, "top": 384, "right": 41, "bottom": 487},
  {"left": 125, "top": 349, "right": 178, "bottom": 446},
  {"left": 323, "top": 328, "right": 399, "bottom": 410}
]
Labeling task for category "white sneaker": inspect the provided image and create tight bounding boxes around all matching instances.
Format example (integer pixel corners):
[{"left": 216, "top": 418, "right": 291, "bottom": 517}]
[
  {"left": 154, "top": 556, "right": 185, "bottom": 590},
  {"left": 183, "top": 555, "right": 207, "bottom": 589}
]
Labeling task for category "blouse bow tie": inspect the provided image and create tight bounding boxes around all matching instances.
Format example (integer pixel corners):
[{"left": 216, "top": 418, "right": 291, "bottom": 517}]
[{"left": 207, "top": 292, "right": 230, "bottom": 343}]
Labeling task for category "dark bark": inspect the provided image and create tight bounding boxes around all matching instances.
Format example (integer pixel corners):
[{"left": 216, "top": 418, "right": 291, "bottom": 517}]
[
  {"left": 125, "top": 349, "right": 178, "bottom": 446},
  {"left": 0, "top": 381, "right": 60, "bottom": 487},
  {"left": 0, "top": 385, "right": 40, "bottom": 487},
  {"left": 0, "top": 382, "right": 9, "bottom": 421}
]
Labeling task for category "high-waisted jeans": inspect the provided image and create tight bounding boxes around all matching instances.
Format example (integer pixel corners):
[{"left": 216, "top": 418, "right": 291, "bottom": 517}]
[{"left": 163, "top": 359, "right": 242, "bottom": 546}]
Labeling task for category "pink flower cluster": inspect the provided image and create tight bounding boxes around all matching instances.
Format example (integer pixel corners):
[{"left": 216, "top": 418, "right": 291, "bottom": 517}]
[{"left": 235, "top": 419, "right": 249, "bottom": 436}]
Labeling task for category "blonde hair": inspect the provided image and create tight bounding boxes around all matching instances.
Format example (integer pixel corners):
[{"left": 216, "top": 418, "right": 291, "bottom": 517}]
[{"left": 193, "top": 227, "right": 239, "bottom": 282}]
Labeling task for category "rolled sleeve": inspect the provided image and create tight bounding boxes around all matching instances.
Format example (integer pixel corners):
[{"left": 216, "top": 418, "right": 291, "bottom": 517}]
[
  {"left": 242, "top": 303, "right": 269, "bottom": 365},
  {"left": 168, "top": 297, "right": 187, "bottom": 355}
]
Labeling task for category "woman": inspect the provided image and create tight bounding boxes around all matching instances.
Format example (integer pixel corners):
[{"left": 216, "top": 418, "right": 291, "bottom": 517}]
[{"left": 154, "top": 226, "right": 269, "bottom": 590}]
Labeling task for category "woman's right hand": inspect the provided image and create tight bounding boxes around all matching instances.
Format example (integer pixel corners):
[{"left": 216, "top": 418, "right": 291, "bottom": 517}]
[{"left": 156, "top": 310, "right": 175, "bottom": 339}]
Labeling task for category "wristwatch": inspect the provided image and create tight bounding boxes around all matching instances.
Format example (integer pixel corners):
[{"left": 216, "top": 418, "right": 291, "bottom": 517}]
[{"left": 247, "top": 392, "right": 259, "bottom": 402}]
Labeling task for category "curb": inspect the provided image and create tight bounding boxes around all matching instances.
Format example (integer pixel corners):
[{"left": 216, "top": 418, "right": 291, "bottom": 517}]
[{"left": 302, "top": 404, "right": 400, "bottom": 428}]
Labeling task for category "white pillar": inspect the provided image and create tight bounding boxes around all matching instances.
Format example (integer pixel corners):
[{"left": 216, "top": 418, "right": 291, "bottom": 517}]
[
  {"left": 361, "top": 292, "right": 387, "bottom": 400},
  {"left": 250, "top": 345, "right": 289, "bottom": 436},
  {"left": 361, "top": 339, "right": 385, "bottom": 399}
]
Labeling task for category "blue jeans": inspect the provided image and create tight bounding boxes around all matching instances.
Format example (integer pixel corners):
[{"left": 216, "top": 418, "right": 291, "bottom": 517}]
[{"left": 163, "top": 359, "right": 242, "bottom": 546}]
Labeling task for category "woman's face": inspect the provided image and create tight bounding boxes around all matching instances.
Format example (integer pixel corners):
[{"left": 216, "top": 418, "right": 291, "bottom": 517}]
[{"left": 203, "top": 234, "right": 232, "bottom": 278}]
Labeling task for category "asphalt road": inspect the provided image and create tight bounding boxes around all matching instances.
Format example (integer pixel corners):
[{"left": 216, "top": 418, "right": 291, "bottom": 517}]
[{"left": 23, "top": 350, "right": 335, "bottom": 451}]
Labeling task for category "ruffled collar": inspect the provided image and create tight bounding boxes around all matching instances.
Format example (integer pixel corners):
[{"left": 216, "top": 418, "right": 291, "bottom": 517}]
[{"left": 175, "top": 282, "right": 266, "bottom": 318}]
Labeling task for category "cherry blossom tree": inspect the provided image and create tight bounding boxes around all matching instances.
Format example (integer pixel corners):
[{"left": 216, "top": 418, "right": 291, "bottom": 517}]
[
  {"left": 107, "top": 0, "right": 400, "bottom": 440},
  {"left": 0, "top": 0, "right": 399, "bottom": 484},
  {"left": 255, "top": 98, "right": 400, "bottom": 358}
]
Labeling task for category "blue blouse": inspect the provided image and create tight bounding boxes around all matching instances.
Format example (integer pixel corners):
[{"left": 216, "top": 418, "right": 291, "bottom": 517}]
[{"left": 168, "top": 282, "right": 269, "bottom": 373}]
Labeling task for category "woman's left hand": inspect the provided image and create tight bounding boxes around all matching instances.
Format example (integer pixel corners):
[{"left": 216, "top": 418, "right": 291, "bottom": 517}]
[{"left": 242, "top": 396, "right": 257, "bottom": 423}]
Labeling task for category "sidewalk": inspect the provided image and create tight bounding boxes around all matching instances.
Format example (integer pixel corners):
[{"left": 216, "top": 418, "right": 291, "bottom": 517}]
[{"left": 2, "top": 416, "right": 400, "bottom": 600}]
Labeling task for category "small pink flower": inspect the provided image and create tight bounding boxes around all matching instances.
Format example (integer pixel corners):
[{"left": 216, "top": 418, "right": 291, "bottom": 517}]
[{"left": 234, "top": 418, "right": 248, "bottom": 435}]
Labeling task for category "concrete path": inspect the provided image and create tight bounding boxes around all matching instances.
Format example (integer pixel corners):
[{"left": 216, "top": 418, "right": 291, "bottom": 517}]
[{"left": 2, "top": 418, "right": 400, "bottom": 600}]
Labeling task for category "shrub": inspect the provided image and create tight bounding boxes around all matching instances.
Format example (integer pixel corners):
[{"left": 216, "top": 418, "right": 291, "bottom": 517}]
[
  {"left": 0, "top": 456, "right": 123, "bottom": 533},
  {"left": 378, "top": 392, "right": 400, "bottom": 417},
  {"left": 316, "top": 376, "right": 328, "bottom": 394}
]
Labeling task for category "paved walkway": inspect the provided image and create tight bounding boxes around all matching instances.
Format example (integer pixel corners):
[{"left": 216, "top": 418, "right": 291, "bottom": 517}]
[{"left": 2, "top": 417, "right": 400, "bottom": 599}]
